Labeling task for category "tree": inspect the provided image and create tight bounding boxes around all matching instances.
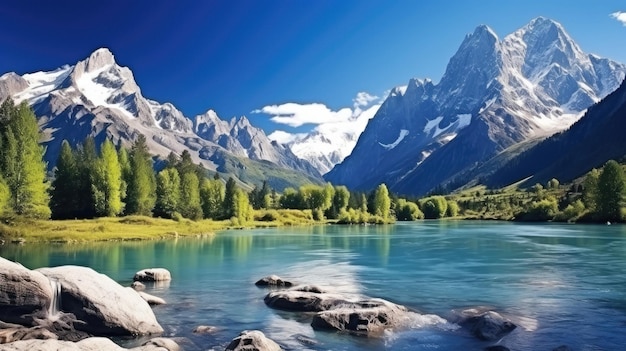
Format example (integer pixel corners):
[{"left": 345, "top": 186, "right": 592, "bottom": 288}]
[
  {"left": 250, "top": 181, "right": 271, "bottom": 210},
  {"left": 179, "top": 172, "right": 202, "bottom": 220},
  {"left": 0, "top": 175, "right": 10, "bottom": 217},
  {"left": 50, "top": 141, "right": 80, "bottom": 219},
  {"left": 547, "top": 178, "right": 560, "bottom": 189},
  {"left": 396, "top": 199, "right": 423, "bottom": 221},
  {"left": 96, "top": 140, "right": 124, "bottom": 216},
  {"left": 125, "top": 135, "right": 156, "bottom": 216},
  {"left": 222, "top": 177, "right": 237, "bottom": 219},
  {"left": 0, "top": 99, "right": 50, "bottom": 218},
  {"left": 154, "top": 168, "right": 181, "bottom": 219},
  {"left": 328, "top": 185, "right": 350, "bottom": 219},
  {"left": 421, "top": 196, "right": 448, "bottom": 219},
  {"left": 232, "top": 188, "right": 252, "bottom": 224},
  {"left": 596, "top": 160, "right": 625, "bottom": 221},
  {"left": 372, "top": 184, "right": 391, "bottom": 219},
  {"left": 446, "top": 200, "right": 460, "bottom": 217},
  {"left": 200, "top": 178, "right": 224, "bottom": 219},
  {"left": 582, "top": 168, "right": 600, "bottom": 213}
]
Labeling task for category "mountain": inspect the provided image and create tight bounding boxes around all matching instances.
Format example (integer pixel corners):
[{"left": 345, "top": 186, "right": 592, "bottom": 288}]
[
  {"left": 325, "top": 17, "right": 626, "bottom": 196},
  {"left": 485, "top": 77, "right": 626, "bottom": 188},
  {"left": 0, "top": 48, "right": 321, "bottom": 190}
]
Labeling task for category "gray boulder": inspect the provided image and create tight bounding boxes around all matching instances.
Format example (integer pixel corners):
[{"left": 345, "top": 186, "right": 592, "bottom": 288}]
[
  {"left": 135, "top": 291, "right": 166, "bottom": 306},
  {"left": 0, "top": 257, "right": 53, "bottom": 325},
  {"left": 310, "top": 298, "right": 411, "bottom": 336},
  {"left": 0, "top": 337, "right": 180, "bottom": 351},
  {"left": 225, "top": 330, "right": 282, "bottom": 351},
  {"left": 264, "top": 290, "right": 346, "bottom": 312},
  {"left": 131, "top": 281, "right": 146, "bottom": 291},
  {"left": 255, "top": 275, "right": 293, "bottom": 288},
  {"left": 37, "top": 266, "right": 163, "bottom": 336},
  {"left": 193, "top": 325, "right": 218, "bottom": 334},
  {"left": 457, "top": 309, "right": 517, "bottom": 341},
  {"left": 133, "top": 268, "right": 171, "bottom": 282}
]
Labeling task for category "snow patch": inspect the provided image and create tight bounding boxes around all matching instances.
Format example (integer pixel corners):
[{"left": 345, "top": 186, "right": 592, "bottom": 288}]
[
  {"left": 479, "top": 97, "right": 496, "bottom": 113},
  {"left": 424, "top": 116, "right": 443, "bottom": 135},
  {"left": 379, "top": 129, "right": 409, "bottom": 150},
  {"left": 14, "top": 66, "right": 72, "bottom": 104},
  {"left": 76, "top": 64, "right": 135, "bottom": 119}
]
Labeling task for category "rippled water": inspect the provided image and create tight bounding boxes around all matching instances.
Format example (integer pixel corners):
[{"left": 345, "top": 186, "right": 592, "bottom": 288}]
[{"left": 2, "top": 221, "right": 626, "bottom": 350}]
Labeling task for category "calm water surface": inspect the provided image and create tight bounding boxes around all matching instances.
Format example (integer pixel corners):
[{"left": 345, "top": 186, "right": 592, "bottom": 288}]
[{"left": 2, "top": 221, "right": 626, "bottom": 350}]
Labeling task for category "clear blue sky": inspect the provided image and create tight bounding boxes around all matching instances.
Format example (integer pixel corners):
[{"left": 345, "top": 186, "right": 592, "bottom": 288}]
[{"left": 1, "top": 0, "right": 624, "bottom": 134}]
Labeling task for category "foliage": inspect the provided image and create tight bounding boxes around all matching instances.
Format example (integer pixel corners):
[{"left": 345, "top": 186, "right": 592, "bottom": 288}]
[
  {"left": 179, "top": 172, "right": 203, "bottom": 220},
  {"left": 446, "top": 200, "right": 459, "bottom": 217},
  {"left": 125, "top": 135, "right": 156, "bottom": 216},
  {"left": 200, "top": 178, "right": 225, "bottom": 219},
  {"left": 582, "top": 168, "right": 599, "bottom": 212},
  {"left": 372, "top": 183, "right": 391, "bottom": 220},
  {"left": 395, "top": 199, "right": 423, "bottom": 221},
  {"left": 517, "top": 196, "right": 558, "bottom": 221},
  {"left": 420, "top": 196, "right": 448, "bottom": 219},
  {"left": 596, "top": 160, "right": 625, "bottom": 221},
  {"left": 154, "top": 168, "right": 181, "bottom": 219}
]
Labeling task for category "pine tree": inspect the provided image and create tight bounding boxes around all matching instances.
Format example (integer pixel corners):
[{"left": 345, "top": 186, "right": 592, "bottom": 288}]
[
  {"left": 50, "top": 140, "right": 80, "bottom": 219},
  {"left": 0, "top": 100, "right": 50, "bottom": 218},
  {"left": 155, "top": 168, "right": 181, "bottom": 219},
  {"left": 222, "top": 177, "right": 237, "bottom": 219},
  {"left": 98, "top": 140, "right": 124, "bottom": 216},
  {"left": 126, "top": 135, "right": 156, "bottom": 216}
]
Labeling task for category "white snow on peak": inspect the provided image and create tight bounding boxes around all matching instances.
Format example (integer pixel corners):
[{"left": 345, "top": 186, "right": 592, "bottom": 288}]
[
  {"left": 479, "top": 97, "right": 497, "bottom": 113},
  {"left": 379, "top": 129, "right": 409, "bottom": 150},
  {"left": 14, "top": 65, "right": 72, "bottom": 104},
  {"left": 76, "top": 64, "right": 135, "bottom": 119},
  {"left": 423, "top": 116, "right": 443, "bottom": 135},
  {"left": 390, "top": 85, "right": 408, "bottom": 97},
  {"left": 456, "top": 114, "right": 472, "bottom": 129}
]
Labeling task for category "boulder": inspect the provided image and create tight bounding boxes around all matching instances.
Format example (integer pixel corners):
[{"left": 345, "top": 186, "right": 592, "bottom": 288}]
[
  {"left": 255, "top": 275, "right": 293, "bottom": 288},
  {"left": 291, "top": 285, "right": 326, "bottom": 294},
  {"left": 224, "top": 330, "right": 282, "bottom": 351},
  {"left": 37, "top": 266, "right": 163, "bottom": 336},
  {"left": 131, "top": 282, "right": 145, "bottom": 291},
  {"left": 0, "top": 257, "right": 53, "bottom": 325},
  {"left": 135, "top": 291, "right": 166, "bottom": 306},
  {"left": 457, "top": 310, "right": 517, "bottom": 341},
  {"left": 133, "top": 268, "right": 171, "bottom": 282},
  {"left": 310, "top": 298, "right": 411, "bottom": 336},
  {"left": 264, "top": 290, "right": 345, "bottom": 312},
  {"left": 0, "top": 337, "right": 180, "bottom": 351}
]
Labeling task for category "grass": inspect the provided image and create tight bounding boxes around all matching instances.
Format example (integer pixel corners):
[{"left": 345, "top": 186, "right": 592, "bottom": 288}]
[{"left": 0, "top": 209, "right": 329, "bottom": 243}]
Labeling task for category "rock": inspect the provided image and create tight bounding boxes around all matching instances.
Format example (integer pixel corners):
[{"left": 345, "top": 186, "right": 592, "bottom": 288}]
[
  {"left": 255, "top": 275, "right": 293, "bottom": 288},
  {"left": 37, "top": 266, "right": 163, "bottom": 336},
  {"left": 291, "top": 285, "right": 326, "bottom": 294},
  {"left": 264, "top": 290, "right": 345, "bottom": 312},
  {"left": 138, "top": 337, "right": 181, "bottom": 351},
  {"left": 0, "top": 257, "right": 53, "bottom": 325},
  {"left": 310, "top": 298, "right": 411, "bottom": 336},
  {"left": 224, "top": 330, "right": 283, "bottom": 351},
  {"left": 135, "top": 291, "right": 166, "bottom": 305},
  {"left": 192, "top": 325, "right": 218, "bottom": 334},
  {"left": 0, "top": 336, "right": 180, "bottom": 350},
  {"left": 133, "top": 268, "right": 171, "bottom": 282},
  {"left": 131, "top": 281, "right": 146, "bottom": 291},
  {"left": 457, "top": 310, "right": 517, "bottom": 341}
]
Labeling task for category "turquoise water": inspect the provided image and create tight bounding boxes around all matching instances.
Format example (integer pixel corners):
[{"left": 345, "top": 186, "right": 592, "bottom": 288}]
[{"left": 2, "top": 221, "right": 626, "bottom": 350}]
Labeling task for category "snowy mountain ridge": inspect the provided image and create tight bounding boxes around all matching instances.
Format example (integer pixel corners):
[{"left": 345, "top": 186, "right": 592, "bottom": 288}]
[{"left": 325, "top": 17, "right": 626, "bottom": 195}]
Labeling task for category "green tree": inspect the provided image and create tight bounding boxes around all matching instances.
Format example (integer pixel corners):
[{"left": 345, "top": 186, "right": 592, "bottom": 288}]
[
  {"left": 279, "top": 187, "right": 302, "bottom": 209},
  {"left": 328, "top": 185, "right": 350, "bottom": 219},
  {"left": 179, "top": 172, "right": 202, "bottom": 220},
  {"left": 421, "top": 196, "right": 448, "bottom": 219},
  {"left": 596, "top": 160, "right": 625, "bottom": 221},
  {"left": 372, "top": 183, "right": 391, "bottom": 219},
  {"left": 0, "top": 175, "right": 10, "bottom": 217},
  {"left": 200, "top": 178, "right": 225, "bottom": 219},
  {"left": 396, "top": 199, "right": 424, "bottom": 221},
  {"left": 222, "top": 177, "right": 237, "bottom": 218},
  {"left": 232, "top": 188, "right": 252, "bottom": 224},
  {"left": 154, "top": 168, "right": 181, "bottom": 219},
  {"left": 125, "top": 135, "right": 156, "bottom": 216},
  {"left": 0, "top": 99, "right": 50, "bottom": 218},
  {"left": 97, "top": 140, "right": 124, "bottom": 216},
  {"left": 118, "top": 147, "right": 131, "bottom": 205},
  {"left": 446, "top": 200, "right": 459, "bottom": 217},
  {"left": 582, "top": 168, "right": 600, "bottom": 212},
  {"left": 50, "top": 141, "right": 80, "bottom": 219}
]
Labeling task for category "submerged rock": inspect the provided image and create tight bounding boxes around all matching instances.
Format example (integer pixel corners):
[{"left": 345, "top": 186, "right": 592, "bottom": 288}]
[
  {"left": 192, "top": 325, "right": 218, "bottom": 334},
  {"left": 131, "top": 281, "right": 146, "bottom": 291},
  {"left": 456, "top": 309, "right": 517, "bottom": 341},
  {"left": 135, "top": 291, "right": 166, "bottom": 306},
  {"left": 224, "top": 330, "right": 283, "bottom": 351},
  {"left": 37, "top": 266, "right": 163, "bottom": 336},
  {"left": 133, "top": 268, "right": 171, "bottom": 282},
  {"left": 310, "top": 298, "right": 411, "bottom": 336},
  {"left": 0, "top": 257, "right": 53, "bottom": 326},
  {"left": 255, "top": 275, "right": 294, "bottom": 288}
]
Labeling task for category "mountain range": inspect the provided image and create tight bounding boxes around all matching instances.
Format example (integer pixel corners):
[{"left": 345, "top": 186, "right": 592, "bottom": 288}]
[
  {"left": 325, "top": 17, "right": 626, "bottom": 196},
  {"left": 0, "top": 48, "right": 321, "bottom": 190}
]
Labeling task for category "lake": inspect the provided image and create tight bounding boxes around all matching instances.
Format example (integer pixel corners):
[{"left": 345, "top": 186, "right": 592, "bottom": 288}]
[{"left": 1, "top": 221, "right": 626, "bottom": 350}]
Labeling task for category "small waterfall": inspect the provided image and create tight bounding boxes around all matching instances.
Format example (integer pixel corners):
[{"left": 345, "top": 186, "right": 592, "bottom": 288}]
[{"left": 48, "top": 279, "right": 61, "bottom": 318}]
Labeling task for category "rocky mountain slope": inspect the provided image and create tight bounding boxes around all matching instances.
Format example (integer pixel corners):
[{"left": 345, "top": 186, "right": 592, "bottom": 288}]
[
  {"left": 325, "top": 17, "right": 626, "bottom": 196},
  {"left": 0, "top": 48, "right": 321, "bottom": 190}
]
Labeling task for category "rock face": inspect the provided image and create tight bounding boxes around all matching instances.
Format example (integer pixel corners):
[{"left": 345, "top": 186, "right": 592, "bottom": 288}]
[
  {"left": 36, "top": 266, "right": 163, "bottom": 336},
  {"left": 133, "top": 268, "right": 171, "bottom": 282},
  {"left": 254, "top": 275, "right": 294, "bottom": 288},
  {"left": 0, "top": 336, "right": 180, "bottom": 351},
  {"left": 457, "top": 310, "right": 517, "bottom": 341},
  {"left": 0, "top": 257, "right": 53, "bottom": 326},
  {"left": 224, "top": 330, "right": 283, "bottom": 351},
  {"left": 310, "top": 298, "right": 411, "bottom": 336}
]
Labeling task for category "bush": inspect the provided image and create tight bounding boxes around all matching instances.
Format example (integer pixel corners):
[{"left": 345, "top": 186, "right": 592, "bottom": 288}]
[
  {"left": 516, "top": 197, "right": 558, "bottom": 221},
  {"left": 396, "top": 200, "right": 424, "bottom": 221}
]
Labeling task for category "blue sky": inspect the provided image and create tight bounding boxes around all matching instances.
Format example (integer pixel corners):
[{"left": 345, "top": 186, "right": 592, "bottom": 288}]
[{"left": 1, "top": 0, "right": 625, "bottom": 137}]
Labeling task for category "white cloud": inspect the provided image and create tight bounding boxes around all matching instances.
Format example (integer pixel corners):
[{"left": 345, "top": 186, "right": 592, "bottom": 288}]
[
  {"left": 267, "top": 130, "right": 306, "bottom": 144},
  {"left": 611, "top": 11, "right": 626, "bottom": 26},
  {"left": 252, "top": 102, "right": 353, "bottom": 127},
  {"left": 353, "top": 91, "right": 379, "bottom": 109}
]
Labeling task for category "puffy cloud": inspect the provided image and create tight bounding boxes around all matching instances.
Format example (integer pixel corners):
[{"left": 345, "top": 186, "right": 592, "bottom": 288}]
[
  {"left": 353, "top": 91, "right": 379, "bottom": 108},
  {"left": 267, "top": 130, "right": 306, "bottom": 144},
  {"left": 252, "top": 102, "right": 352, "bottom": 127},
  {"left": 611, "top": 11, "right": 626, "bottom": 25}
]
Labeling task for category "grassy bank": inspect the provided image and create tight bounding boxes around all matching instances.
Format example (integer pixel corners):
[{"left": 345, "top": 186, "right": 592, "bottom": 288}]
[{"left": 0, "top": 210, "right": 322, "bottom": 243}]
